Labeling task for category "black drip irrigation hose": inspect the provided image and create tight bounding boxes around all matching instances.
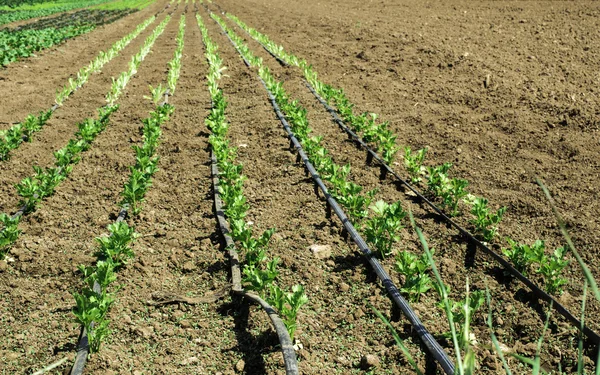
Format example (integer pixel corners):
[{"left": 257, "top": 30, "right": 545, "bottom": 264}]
[
  {"left": 202, "top": 15, "right": 297, "bottom": 372},
  {"left": 304, "top": 81, "right": 600, "bottom": 347},
  {"left": 210, "top": 149, "right": 242, "bottom": 292},
  {"left": 210, "top": 145, "right": 299, "bottom": 374},
  {"left": 69, "top": 93, "right": 169, "bottom": 375},
  {"left": 209, "top": 14, "right": 455, "bottom": 375},
  {"left": 232, "top": 18, "right": 288, "bottom": 68},
  {"left": 265, "top": 76, "right": 455, "bottom": 375}
]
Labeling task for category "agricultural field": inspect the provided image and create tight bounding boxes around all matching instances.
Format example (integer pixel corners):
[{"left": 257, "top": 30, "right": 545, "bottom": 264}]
[{"left": 0, "top": 0, "right": 599, "bottom": 374}]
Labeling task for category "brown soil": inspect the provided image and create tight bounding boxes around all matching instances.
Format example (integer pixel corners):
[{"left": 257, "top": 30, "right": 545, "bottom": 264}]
[
  {"left": 1, "top": 0, "right": 599, "bottom": 374},
  {"left": 0, "top": 0, "right": 166, "bottom": 125}
]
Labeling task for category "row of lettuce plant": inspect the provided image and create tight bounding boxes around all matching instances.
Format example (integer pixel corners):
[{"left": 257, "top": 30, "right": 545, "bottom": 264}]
[
  {"left": 225, "top": 14, "right": 503, "bottom": 237},
  {"left": 198, "top": 13, "right": 307, "bottom": 341},
  {"left": 0, "top": 15, "right": 156, "bottom": 161},
  {"left": 224, "top": 14, "right": 570, "bottom": 296},
  {"left": 212, "top": 14, "right": 460, "bottom": 370},
  {"left": 72, "top": 14, "right": 182, "bottom": 354},
  {"left": 0, "top": 16, "right": 170, "bottom": 261},
  {"left": 213, "top": 13, "right": 407, "bottom": 260},
  {"left": 0, "top": 0, "right": 114, "bottom": 26}
]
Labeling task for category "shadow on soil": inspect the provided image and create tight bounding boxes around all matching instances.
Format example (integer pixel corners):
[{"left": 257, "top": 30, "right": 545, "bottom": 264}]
[{"left": 217, "top": 298, "right": 281, "bottom": 374}]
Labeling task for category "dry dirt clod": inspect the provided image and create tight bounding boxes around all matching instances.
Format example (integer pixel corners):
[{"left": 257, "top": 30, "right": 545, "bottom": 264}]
[
  {"left": 180, "top": 356, "right": 199, "bottom": 366},
  {"left": 235, "top": 359, "right": 245, "bottom": 372},
  {"left": 309, "top": 244, "right": 332, "bottom": 259},
  {"left": 181, "top": 260, "right": 197, "bottom": 272},
  {"left": 361, "top": 354, "right": 380, "bottom": 369},
  {"left": 339, "top": 282, "right": 350, "bottom": 292}
]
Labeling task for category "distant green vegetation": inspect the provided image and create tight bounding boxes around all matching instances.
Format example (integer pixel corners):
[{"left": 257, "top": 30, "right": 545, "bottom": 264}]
[
  {"left": 0, "top": 24, "right": 94, "bottom": 65},
  {"left": 0, "top": 7, "right": 136, "bottom": 67},
  {"left": 0, "top": 0, "right": 114, "bottom": 26},
  {"left": 94, "top": 0, "right": 156, "bottom": 11}
]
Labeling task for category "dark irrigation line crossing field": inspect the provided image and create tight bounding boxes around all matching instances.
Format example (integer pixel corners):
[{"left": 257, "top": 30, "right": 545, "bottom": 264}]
[
  {"left": 229, "top": 12, "right": 600, "bottom": 348},
  {"left": 0, "top": 0, "right": 599, "bottom": 374}
]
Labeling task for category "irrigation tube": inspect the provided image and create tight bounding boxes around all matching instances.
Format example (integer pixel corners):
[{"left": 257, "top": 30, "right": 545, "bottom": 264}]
[
  {"left": 69, "top": 91, "right": 169, "bottom": 375},
  {"left": 201, "top": 15, "right": 299, "bottom": 373},
  {"left": 304, "top": 81, "right": 600, "bottom": 347},
  {"left": 209, "top": 13, "right": 455, "bottom": 375},
  {"left": 209, "top": 148, "right": 299, "bottom": 375},
  {"left": 227, "top": 15, "right": 600, "bottom": 346}
]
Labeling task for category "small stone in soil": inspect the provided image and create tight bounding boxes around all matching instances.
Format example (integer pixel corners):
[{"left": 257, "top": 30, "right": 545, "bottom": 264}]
[
  {"left": 180, "top": 356, "right": 199, "bottom": 366},
  {"left": 361, "top": 354, "right": 380, "bottom": 369},
  {"left": 309, "top": 244, "right": 332, "bottom": 259},
  {"left": 235, "top": 359, "right": 245, "bottom": 372}
]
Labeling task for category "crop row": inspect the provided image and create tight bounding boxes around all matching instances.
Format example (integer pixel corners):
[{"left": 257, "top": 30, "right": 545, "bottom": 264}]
[
  {"left": 217, "top": 6, "right": 600, "bottom": 372},
  {"left": 0, "top": 15, "right": 170, "bottom": 261},
  {"left": 198, "top": 11, "right": 307, "bottom": 346},
  {"left": 195, "top": 13, "right": 301, "bottom": 373},
  {"left": 0, "top": 14, "right": 155, "bottom": 161},
  {"left": 209, "top": 11, "right": 458, "bottom": 373},
  {"left": 71, "top": 16, "right": 181, "bottom": 372}
]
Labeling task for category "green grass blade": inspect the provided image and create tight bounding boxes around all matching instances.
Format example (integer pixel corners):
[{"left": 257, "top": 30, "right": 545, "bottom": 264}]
[
  {"left": 536, "top": 178, "right": 600, "bottom": 302},
  {"left": 408, "top": 209, "right": 463, "bottom": 374},
  {"left": 532, "top": 302, "right": 552, "bottom": 375},
  {"left": 486, "top": 288, "right": 512, "bottom": 375},
  {"left": 370, "top": 304, "right": 424, "bottom": 375},
  {"left": 578, "top": 281, "right": 587, "bottom": 374}
]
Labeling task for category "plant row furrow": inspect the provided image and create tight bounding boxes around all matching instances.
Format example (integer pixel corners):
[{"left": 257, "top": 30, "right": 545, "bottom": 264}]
[
  {"left": 196, "top": 14, "right": 300, "bottom": 375},
  {"left": 0, "top": 15, "right": 171, "bottom": 261},
  {"left": 70, "top": 13, "right": 183, "bottom": 375},
  {"left": 210, "top": 11, "right": 456, "bottom": 375},
  {"left": 198, "top": 14, "right": 305, "bottom": 369},
  {"left": 0, "top": 14, "right": 156, "bottom": 161}
]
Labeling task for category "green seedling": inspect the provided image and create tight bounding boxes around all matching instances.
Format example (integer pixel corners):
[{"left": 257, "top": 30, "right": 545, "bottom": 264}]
[
  {"left": 442, "top": 178, "right": 469, "bottom": 216},
  {"left": 395, "top": 250, "right": 433, "bottom": 302},
  {"left": 537, "top": 246, "right": 569, "bottom": 295},
  {"left": 502, "top": 239, "right": 545, "bottom": 275},
  {"left": 242, "top": 258, "right": 279, "bottom": 292},
  {"left": 268, "top": 284, "right": 308, "bottom": 340},
  {"left": 15, "top": 176, "right": 43, "bottom": 212},
  {"left": 364, "top": 200, "right": 406, "bottom": 258},
  {"left": 144, "top": 84, "right": 167, "bottom": 104},
  {"left": 95, "top": 221, "right": 136, "bottom": 267},
  {"left": 72, "top": 287, "right": 114, "bottom": 353},
  {"left": 426, "top": 162, "right": 452, "bottom": 198},
  {"left": 438, "top": 289, "right": 485, "bottom": 347},
  {"left": 78, "top": 260, "right": 117, "bottom": 289},
  {"left": 0, "top": 214, "right": 20, "bottom": 259},
  {"left": 469, "top": 197, "right": 506, "bottom": 242},
  {"left": 121, "top": 168, "right": 151, "bottom": 214}
]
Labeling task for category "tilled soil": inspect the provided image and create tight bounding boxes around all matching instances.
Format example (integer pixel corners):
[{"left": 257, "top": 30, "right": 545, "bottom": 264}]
[
  {"left": 1, "top": 0, "right": 599, "bottom": 374},
  {"left": 0, "top": 0, "right": 166, "bottom": 124}
]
